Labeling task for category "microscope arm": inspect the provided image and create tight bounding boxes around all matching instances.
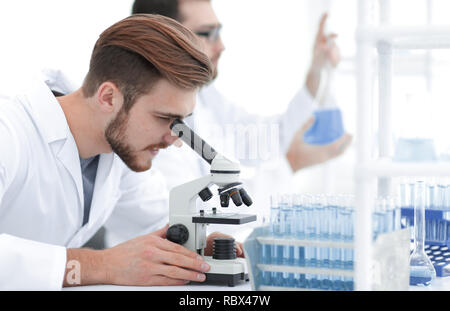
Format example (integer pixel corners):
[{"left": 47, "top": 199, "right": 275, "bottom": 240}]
[{"left": 169, "top": 174, "right": 213, "bottom": 216}]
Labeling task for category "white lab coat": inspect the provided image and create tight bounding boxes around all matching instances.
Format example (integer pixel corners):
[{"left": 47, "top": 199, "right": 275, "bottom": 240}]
[{"left": 0, "top": 74, "right": 168, "bottom": 290}]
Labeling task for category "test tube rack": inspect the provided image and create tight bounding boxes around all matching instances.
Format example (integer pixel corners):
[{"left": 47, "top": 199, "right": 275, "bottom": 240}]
[
  {"left": 401, "top": 207, "right": 450, "bottom": 277},
  {"left": 243, "top": 226, "right": 410, "bottom": 291}
]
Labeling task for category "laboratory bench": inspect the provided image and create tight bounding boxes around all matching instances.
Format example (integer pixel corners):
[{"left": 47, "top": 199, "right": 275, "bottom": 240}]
[{"left": 63, "top": 277, "right": 450, "bottom": 291}]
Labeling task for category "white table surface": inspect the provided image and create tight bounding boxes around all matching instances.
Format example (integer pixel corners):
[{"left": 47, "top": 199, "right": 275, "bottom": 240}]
[
  {"left": 63, "top": 282, "right": 252, "bottom": 291},
  {"left": 63, "top": 277, "right": 450, "bottom": 291}
]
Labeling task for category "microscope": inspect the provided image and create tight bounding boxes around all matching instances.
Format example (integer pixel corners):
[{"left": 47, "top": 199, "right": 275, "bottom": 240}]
[{"left": 166, "top": 119, "right": 256, "bottom": 286}]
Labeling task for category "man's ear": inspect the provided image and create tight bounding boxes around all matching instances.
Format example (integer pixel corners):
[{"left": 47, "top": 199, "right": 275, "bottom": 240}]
[{"left": 96, "top": 82, "right": 123, "bottom": 114}]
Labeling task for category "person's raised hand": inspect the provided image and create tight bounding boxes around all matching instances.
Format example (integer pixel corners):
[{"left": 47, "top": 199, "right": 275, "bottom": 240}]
[{"left": 285, "top": 116, "right": 352, "bottom": 172}]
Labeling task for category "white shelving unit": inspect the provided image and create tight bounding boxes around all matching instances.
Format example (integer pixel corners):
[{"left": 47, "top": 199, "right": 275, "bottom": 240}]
[{"left": 354, "top": 0, "right": 450, "bottom": 290}]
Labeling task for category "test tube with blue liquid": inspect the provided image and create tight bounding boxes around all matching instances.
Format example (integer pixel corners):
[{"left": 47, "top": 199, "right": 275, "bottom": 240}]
[
  {"left": 446, "top": 184, "right": 450, "bottom": 210},
  {"left": 386, "top": 197, "right": 396, "bottom": 234},
  {"left": 269, "top": 194, "right": 282, "bottom": 285},
  {"left": 304, "top": 194, "right": 317, "bottom": 288},
  {"left": 373, "top": 198, "right": 383, "bottom": 240},
  {"left": 279, "top": 194, "right": 295, "bottom": 286},
  {"left": 341, "top": 195, "right": 354, "bottom": 291},
  {"left": 427, "top": 182, "right": 435, "bottom": 209},
  {"left": 328, "top": 195, "right": 343, "bottom": 290},
  {"left": 407, "top": 182, "right": 416, "bottom": 240},
  {"left": 316, "top": 195, "right": 331, "bottom": 289},
  {"left": 293, "top": 194, "right": 306, "bottom": 288},
  {"left": 436, "top": 182, "right": 446, "bottom": 209},
  {"left": 259, "top": 214, "right": 271, "bottom": 285}
]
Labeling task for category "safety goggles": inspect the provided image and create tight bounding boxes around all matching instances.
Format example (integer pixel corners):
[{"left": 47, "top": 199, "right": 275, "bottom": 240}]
[{"left": 195, "top": 24, "right": 222, "bottom": 43}]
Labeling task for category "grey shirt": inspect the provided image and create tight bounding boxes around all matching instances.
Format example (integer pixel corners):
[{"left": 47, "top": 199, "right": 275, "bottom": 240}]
[{"left": 80, "top": 155, "right": 100, "bottom": 226}]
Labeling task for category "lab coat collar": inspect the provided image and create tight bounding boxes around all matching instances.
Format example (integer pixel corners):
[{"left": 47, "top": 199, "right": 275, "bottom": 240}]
[
  {"left": 23, "top": 77, "right": 85, "bottom": 213},
  {"left": 26, "top": 78, "right": 116, "bottom": 231},
  {"left": 23, "top": 77, "right": 71, "bottom": 145}
]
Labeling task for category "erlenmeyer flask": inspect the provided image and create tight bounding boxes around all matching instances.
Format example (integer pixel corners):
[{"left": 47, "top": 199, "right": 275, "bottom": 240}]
[{"left": 409, "top": 181, "right": 436, "bottom": 286}]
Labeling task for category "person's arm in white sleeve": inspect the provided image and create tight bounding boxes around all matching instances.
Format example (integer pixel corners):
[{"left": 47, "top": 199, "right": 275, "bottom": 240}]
[
  {"left": 199, "top": 15, "right": 351, "bottom": 172},
  {"left": 0, "top": 116, "right": 67, "bottom": 290},
  {"left": 102, "top": 164, "right": 169, "bottom": 248}
]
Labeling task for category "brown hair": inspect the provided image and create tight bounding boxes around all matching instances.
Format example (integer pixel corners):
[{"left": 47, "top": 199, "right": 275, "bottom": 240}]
[{"left": 82, "top": 14, "right": 213, "bottom": 112}]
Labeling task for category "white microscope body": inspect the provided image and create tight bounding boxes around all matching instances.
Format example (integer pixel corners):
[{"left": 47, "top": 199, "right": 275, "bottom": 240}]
[{"left": 167, "top": 119, "right": 256, "bottom": 286}]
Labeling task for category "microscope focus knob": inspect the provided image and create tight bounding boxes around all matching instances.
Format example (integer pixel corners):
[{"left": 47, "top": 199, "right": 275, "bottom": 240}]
[
  {"left": 166, "top": 224, "right": 189, "bottom": 245},
  {"left": 199, "top": 187, "right": 213, "bottom": 202}
]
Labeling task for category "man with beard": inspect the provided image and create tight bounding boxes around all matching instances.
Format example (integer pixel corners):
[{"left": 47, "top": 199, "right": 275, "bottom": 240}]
[{"left": 0, "top": 14, "right": 233, "bottom": 289}]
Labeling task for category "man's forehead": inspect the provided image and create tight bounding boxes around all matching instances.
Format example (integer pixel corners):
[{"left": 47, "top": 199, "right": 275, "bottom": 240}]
[{"left": 179, "top": 0, "right": 219, "bottom": 28}]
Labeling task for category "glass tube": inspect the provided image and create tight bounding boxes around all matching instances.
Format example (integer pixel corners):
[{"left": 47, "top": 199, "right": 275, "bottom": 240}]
[{"left": 409, "top": 181, "right": 436, "bottom": 286}]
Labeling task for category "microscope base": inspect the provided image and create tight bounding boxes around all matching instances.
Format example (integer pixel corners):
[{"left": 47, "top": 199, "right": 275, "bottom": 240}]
[
  {"left": 205, "top": 272, "right": 249, "bottom": 287},
  {"left": 197, "top": 256, "right": 249, "bottom": 287}
]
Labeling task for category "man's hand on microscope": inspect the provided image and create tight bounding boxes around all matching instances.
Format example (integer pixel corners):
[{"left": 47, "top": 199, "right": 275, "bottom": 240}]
[{"left": 97, "top": 224, "right": 211, "bottom": 286}]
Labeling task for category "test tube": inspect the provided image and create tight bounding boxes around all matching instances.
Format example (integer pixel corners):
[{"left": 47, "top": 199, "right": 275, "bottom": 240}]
[
  {"left": 439, "top": 219, "right": 447, "bottom": 243},
  {"left": 407, "top": 182, "right": 417, "bottom": 240},
  {"left": 269, "top": 194, "right": 282, "bottom": 286},
  {"left": 385, "top": 196, "right": 395, "bottom": 234},
  {"left": 304, "top": 194, "right": 317, "bottom": 288},
  {"left": 394, "top": 196, "right": 402, "bottom": 231},
  {"left": 427, "top": 182, "right": 435, "bottom": 209},
  {"left": 260, "top": 214, "right": 271, "bottom": 285},
  {"left": 436, "top": 183, "right": 446, "bottom": 209},
  {"left": 329, "top": 195, "right": 343, "bottom": 290},
  {"left": 280, "top": 194, "right": 293, "bottom": 265},
  {"left": 318, "top": 195, "right": 331, "bottom": 290},
  {"left": 310, "top": 195, "right": 323, "bottom": 289},
  {"left": 445, "top": 185, "right": 450, "bottom": 210},
  {"left": 409, "top": 181, "right": 416, "bottom": 208},
  {"left": 373, "top": 198, "right": 383, "bottom": 240},
  {"left": 341, "top": 195, "right": 355, "bottom": 291},
  {"left": 292, "top": 194, "right": 306, "bottom": 288},
  {"left": 399, "top": 181, "right": 407, "bottom": 208},
  {"left": 279, "top": 194, "right": 294, "bottom": 287}
]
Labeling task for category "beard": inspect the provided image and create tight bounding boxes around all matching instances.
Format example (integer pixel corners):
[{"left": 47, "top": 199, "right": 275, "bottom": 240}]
[{"left": 105, "top": 109, "right": 168, "bottom": 172}]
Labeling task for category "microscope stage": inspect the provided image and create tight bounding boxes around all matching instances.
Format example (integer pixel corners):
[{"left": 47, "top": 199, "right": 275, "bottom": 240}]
[{"left": 192, "top": 212, "right": 256, "bottom": 225}]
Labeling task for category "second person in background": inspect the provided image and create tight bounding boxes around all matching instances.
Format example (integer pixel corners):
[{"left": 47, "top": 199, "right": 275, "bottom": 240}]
[{"left": 106, "top": 0, "right": 353, "bottom": 246}]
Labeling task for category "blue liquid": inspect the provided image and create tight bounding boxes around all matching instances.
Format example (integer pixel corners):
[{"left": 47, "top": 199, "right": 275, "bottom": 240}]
[
  {"left": 329, "top": 204, "right": 343, "bottom": 290},
  {"left": 373, "top": 211, "right": 382, "bottom": 240},
  {"left": 304, "top": 204, "right": 316, "bottom": 287},
  {"left": 344, "top": 279, "right": 354, "bottom": 291},
  {"left": 410, "top": 266, "right": 434, "bottom": 286},
  {"left": 280, "top": 201, "right": 294, "bottom": 287},
  {"left": 293, "top": 202, "right": 306, "bottom": 288},
  {"left": 303, "top": 108, "right": 344, "bottom": 145},
  {"left": 270, "top": 204, "right": 282, "bottom": 285},
  {"left": 261, "top": 270, "right": 271, "bottom": 285},
  {"left": 280, "top": 203, "right": 293, "bottom": 265},
  {"left": 385, "top": 208, "right": 394, "bottom": 233}
]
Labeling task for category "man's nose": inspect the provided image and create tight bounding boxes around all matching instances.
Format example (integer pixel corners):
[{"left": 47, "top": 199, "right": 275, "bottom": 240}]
[
  {"left": 164, "top": 130, "right": 180, "bottom": 146},
  {"left": 214, "top": 36, "right": 225, "bottom": 53}
]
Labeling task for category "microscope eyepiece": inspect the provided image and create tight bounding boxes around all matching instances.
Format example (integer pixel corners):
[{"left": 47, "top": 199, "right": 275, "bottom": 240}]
[{"left": 170, "top": 119, "right": 217, "bottom": 164}]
